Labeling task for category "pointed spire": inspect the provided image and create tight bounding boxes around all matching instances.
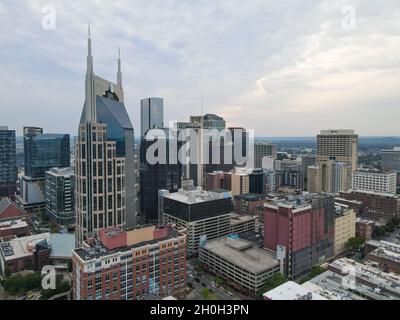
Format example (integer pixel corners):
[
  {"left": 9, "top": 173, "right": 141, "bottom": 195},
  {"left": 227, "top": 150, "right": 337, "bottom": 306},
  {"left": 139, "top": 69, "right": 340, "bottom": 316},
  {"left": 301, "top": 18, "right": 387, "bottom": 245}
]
[
  {"left": 117, "top": 46, "right": 123, "bottom": 89},
  {"left": 87, "top": 23, "right": 93, "bottom": 75}
]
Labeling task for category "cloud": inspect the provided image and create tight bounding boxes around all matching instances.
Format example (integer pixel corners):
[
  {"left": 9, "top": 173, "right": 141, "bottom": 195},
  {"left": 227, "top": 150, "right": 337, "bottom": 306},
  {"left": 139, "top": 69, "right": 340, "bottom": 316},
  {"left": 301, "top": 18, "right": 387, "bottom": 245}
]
[{"left": 0, "top": 0, "right": 399, "bottom": 136}]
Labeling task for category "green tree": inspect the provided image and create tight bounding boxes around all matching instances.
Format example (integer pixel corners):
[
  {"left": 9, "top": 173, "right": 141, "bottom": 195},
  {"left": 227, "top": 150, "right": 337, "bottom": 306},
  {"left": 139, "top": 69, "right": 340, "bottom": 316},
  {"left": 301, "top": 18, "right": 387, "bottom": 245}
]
[
  {"left": 345, "top": 237, "right": 365, "bottom": 252},
  {"left": 300, "top": 266, "right": 326, "bottom": 284},
  {"left": 215, "top": 276, "right": 224, "bottom": 287},
  {"left": 257, "top": 273, "right": 288, "bottom": 298},
  {"left": 3, "top": 272, "right": 41, "bottom": 295},
  {"left": 4, "top": 266, "right": 12, "bottom": 278},
  {"left": 373, "top": 226, "right": 387, "bottom": 239}
]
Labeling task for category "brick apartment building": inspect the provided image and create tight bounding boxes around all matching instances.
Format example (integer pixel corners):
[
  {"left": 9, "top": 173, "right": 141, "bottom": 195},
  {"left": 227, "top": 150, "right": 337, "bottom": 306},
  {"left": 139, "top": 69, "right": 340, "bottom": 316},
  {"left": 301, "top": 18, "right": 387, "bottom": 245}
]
[
  {"left": 72, "top": 225, "right": 187, "bottom": 300},
  {"left": 233, "top": 193, "right": 266, "bottom": 216},
  {"left": 338, "top": 190, "right": 400, "bottom": 224}
]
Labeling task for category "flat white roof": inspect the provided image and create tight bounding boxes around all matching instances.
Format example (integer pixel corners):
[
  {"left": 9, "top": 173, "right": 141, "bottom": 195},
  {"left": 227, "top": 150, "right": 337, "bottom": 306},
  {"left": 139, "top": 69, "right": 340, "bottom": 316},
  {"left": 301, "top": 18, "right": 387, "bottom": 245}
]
[{"left": 263, "top": 281, "right": 327, "bottom": 300}]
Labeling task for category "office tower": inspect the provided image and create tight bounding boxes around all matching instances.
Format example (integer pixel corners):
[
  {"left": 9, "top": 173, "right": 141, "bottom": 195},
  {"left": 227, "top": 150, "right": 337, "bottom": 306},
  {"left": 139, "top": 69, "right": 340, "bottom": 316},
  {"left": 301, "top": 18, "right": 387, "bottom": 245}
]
[
  {"left": 0, "top": 127, "right": 17, "bottom": 199},
  {"left": 161, "top": 189, "right": 233, "bottom": 256},
  {"left": 307, "top": 161, "right": 351, "bottom": 194},
  {"left": 140, "top": 98, "right": 164, "bottom": 138},
  {"left": 176, "top": 115, "right": 249, "bottom": 187},
  {"left": 254, "top": 143, "right": 277, "bottom": 169},
  {"left": 281, "top": 168, "right": 304, "bottom": 190},
  {"left": 75, "top": 28, "right": 136, "bottom": 245},
  {"left": 351, "top": 169, "right": 397, "bottom": 195},
  {"left": 263, "top": 193, "right": 335, "bottom": 278},
  {"left": 72, "top": 225, "right": 187, "bottom": 300},
  {"left": 45, "top": 167, "right": 75, "bottom": 225},
  {"left": 16, "top": 127, "right": 70, "bottom": 213},
  {"left": 301, "top": 154, "right": 316, "bottom": 191},
  {"left": 382, "top": 147, "right": 400, "bottom": 172},
  {"left": 230, "top": 168, "right": 250, "bottom": 196},
  {"left": 140, "top": 128, "right": 182, "bottom": 223},
  {"left": 23, "top": 127, "right": 70, "bottom": 179},
  {"left": 249, "top": 168, "right": 264, "bottom": 194},
  {"left": 317, "top": 129, "right": 358, "bottom": 170}
]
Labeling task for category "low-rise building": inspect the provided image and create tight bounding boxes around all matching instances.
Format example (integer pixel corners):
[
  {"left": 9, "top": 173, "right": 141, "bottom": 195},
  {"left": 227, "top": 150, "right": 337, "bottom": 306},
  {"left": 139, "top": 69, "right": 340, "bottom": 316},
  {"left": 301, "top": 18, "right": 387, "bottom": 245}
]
[
  {"left": 72, "top": 225, "right": 187, "bottom": 300},
  {"left": 233, "top": 193, "right": 265, "bottom": 216},
  {"left": 199, "top": 236, "right": 281, "bottom": 295},
  {"left": 0, "top": 219, "right": 30, "bottom": 238},
  {"left": 263, "top": 281, "right": 327, "bottom": 300},
  {"left": 365, "top": 240, "right": 400, "bottom": 274},
  {"left": 0, "top": 232, "right": 75, "bottom": 274},
  {"left": 338, "top": 190, "right": 400, "bottom": 224},
  {"left": 356, "top": 218, "right": 374, "bottom": 240},
  {"left": 352, "top": 169, "right": 397, "bottom": 195},
  {"left": 334, "top": 204, "right": 356, "bottom": 256}
]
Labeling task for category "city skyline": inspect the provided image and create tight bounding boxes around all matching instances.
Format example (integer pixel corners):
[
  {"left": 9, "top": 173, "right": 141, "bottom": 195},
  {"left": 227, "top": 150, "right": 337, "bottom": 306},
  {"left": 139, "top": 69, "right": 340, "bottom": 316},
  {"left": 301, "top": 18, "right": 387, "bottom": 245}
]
[{"left": 1, "top": 1, "right": 400, "bottom": 137}]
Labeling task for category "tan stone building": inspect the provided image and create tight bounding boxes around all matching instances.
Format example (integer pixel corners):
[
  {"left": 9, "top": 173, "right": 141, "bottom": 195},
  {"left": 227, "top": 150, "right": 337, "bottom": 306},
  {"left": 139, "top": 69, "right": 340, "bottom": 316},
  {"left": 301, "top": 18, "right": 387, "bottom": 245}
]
[{"left": 334, "top": 205, "right": 356, "bottom": 256}]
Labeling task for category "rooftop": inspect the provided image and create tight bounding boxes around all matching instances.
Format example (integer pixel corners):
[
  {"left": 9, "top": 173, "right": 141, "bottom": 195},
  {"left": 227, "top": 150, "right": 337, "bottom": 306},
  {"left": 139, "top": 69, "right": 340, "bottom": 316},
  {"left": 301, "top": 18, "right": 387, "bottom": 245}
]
[
  {"left": 0, "top": 233, "right": 75, "bottom": 261},
  {"left": 74, "top": 225, "right": 183, "bottom": 261},
  {"left": 0, "top": 233, "right": 50, "bottom": 261},
  {"left": 201, "top": 237, "right": 279, "bottom": 273},
  {"left": 263, "top": 281, "right": 327, "bottom": 300},
  {"left": 164, "top": 188, "right": 232, "bottom": 205},
  {"left": 309, "top": 258, "right": 400, "bottom": 300}
]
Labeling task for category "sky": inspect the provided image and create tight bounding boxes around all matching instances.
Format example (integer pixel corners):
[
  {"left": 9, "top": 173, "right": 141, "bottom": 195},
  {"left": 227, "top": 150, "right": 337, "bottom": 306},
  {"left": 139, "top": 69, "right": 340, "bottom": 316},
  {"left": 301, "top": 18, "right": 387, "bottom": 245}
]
[{"left": 0, "top": 0, "right": 399, "bottom": 137}]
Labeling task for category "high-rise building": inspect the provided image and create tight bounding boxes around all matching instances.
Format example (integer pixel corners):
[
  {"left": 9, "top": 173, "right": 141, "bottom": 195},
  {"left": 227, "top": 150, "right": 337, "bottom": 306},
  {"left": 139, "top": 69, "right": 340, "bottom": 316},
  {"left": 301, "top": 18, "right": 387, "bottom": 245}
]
[
  {"left": 334, "top": 204, "right": 356, "bottom": 256},
  {"left": 263, "top": 193, "right": 335, "bottom": 278},
  {"left": 230, "top": 168, "right": 250, "bottom": 196},
  {"left": 45, "top": 167, "right": 75, "bottom": 226},
  {"left": 249, "top": 168, "right": 264, "bottom": 194},
  {"left": 161, "top": 189, "right": 233, "bottom": 256},
  {"left": 23, "top": 127, "right": 70, "bottom": 179},
  {"left": 301, "top": 154, "right": 316, "bottom": 191},
  {"left": 75, "top": 28, "right": 136, "bottom": 245},
  {"left": 352, "top": 169, "right": 397, "bottom": 195},
  {"left": 307, "top": 161, "right": 351, "bottom": 194},
  {"left": 0, "top": 127, "right": 17, "bottom": 199},
  {"left": 382, "top": 147, "right": 400, "bottom": 172},
  {"left": 316, "top": 129, "right": 358, "bottom": 170},
  {"left": 140, "top": 98, "right": 164, "bottom": 138},
  {"left": 254, "top": 143, "right": 277, "bottom": 169},
  {"left": 72, "top": 225, "right": 187, "bottom": 300},
  {"left": 139, "top": 128, "right": 182, "bottom": 224}
]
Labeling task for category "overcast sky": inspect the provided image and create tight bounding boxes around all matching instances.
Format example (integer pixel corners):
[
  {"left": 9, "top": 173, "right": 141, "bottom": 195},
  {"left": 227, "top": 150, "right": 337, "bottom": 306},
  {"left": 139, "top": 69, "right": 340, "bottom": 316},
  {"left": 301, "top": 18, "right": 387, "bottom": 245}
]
[{"left": 1, "top": 0, "right": 399, "bottom": 137}]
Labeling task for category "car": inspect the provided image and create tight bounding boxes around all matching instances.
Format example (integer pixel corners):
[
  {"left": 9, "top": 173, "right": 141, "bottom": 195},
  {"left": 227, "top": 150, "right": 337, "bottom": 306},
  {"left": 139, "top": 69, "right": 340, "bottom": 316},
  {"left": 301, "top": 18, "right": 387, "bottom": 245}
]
[
  {"left": 201, "top": 283, "right": 206, "bottom": 287},
  {"left": 195, "top": 278, "right": 200, "bottom": 283}
]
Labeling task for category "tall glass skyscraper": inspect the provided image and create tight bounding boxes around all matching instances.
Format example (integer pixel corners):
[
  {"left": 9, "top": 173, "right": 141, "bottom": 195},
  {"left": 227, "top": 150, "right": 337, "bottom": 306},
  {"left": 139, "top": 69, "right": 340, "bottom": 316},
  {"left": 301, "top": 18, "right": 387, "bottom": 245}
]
[
  {"left": 23, "top": 126, "right": 70, "bottom": 178},
  {"left": 140, "top": 98, "right": 164, "bottom": 138},
  {"left": 0, "top": 127, "right": 17, "bottom": 199},
  {"left": 75, "top": 28, "right": 137, "bottom": 245}
]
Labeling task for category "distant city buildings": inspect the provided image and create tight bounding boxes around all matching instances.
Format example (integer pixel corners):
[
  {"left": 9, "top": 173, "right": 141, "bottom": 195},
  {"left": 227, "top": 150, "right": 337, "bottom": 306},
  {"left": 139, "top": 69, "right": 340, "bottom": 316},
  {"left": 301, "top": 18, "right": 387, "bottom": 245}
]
[
  {"left": 0, "top": 127, "right": 17, "bottom": 199},
  {"left": 317, "top": 129, "right": 358, "bottom": 170},
  {"left": 254, "top": 143, "right": 277, "bottom": 169},
  {"left": 382, "top": 147, "right": 400, "bottom": 172}
]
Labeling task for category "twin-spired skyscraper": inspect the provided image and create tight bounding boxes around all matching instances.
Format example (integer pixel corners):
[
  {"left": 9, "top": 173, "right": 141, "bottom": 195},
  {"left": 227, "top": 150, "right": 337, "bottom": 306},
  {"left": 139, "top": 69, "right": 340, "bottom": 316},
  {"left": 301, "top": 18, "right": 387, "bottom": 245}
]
[{"left": 75, "top": 27, "right": 136, "bottom": 245}]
